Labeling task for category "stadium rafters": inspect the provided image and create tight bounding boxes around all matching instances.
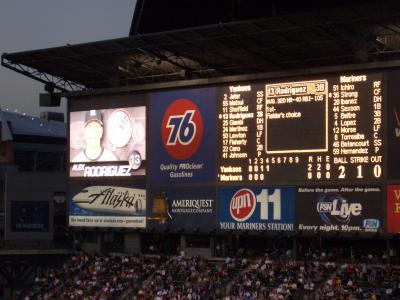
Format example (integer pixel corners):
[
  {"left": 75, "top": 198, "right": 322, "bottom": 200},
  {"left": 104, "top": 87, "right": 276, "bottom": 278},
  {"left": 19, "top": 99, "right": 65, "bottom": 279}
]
[{"left": 2, "top": 0, "right": 400, "bottom": 92}]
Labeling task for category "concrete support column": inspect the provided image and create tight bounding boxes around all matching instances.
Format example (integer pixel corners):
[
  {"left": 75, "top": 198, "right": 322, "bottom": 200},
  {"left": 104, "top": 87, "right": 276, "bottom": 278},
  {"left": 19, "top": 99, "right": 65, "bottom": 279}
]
[
  {"left": 210, "top": 235, "right": 215, "bottom": 257},
  {"left": 387, "top": 239, "right": 391, "bottom": 265},
  {"left": 124, "top": 233, "right": 141, "bottom": 253}
]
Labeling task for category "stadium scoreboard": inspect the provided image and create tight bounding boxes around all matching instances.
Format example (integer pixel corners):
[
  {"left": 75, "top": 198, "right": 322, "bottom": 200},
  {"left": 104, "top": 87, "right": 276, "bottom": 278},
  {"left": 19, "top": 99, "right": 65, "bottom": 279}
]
[
  {"left": 68, "top": 67, "right": 400, "bottom": 233},
  {"left": 217, "top": 73, "right": 384, "bottom": 183}
]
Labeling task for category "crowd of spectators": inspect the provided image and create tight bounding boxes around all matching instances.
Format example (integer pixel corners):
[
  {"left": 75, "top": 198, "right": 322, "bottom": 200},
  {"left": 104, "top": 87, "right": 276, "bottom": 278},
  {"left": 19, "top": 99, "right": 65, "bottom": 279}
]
[
  {"left": 12, "top": 248, "right": 400, "bottom": 300},
  {"left": 228, "top": 249, "right": 400, "bottom": 300},
  {"left": 14, "top": 252, "right": 157, "bottom": 300},
  {"left": 13, "top": 253, "right": 241, "bottom": 300},
  {"left": 134, "top": 256, "right": 240, "bottom": 299},
  {"left": 229, "top": 250, "right": 334, "bottom": 299},
  {"left": 316, "top": 263, "right": 400, "bottom": 299}
]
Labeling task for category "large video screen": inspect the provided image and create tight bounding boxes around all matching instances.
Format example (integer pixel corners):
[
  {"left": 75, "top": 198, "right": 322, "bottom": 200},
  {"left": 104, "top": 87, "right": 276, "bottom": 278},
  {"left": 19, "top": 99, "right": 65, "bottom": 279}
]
[
  {"left": 69, "top": 106, "right": 146, "bottom": 178},
  {"left": 217, "top": 72, "right": 385, "bottom": 183}
]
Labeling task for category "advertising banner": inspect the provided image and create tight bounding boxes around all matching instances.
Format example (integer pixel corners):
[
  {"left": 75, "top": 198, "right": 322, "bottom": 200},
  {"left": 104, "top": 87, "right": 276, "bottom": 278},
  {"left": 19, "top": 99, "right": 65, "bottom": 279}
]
[
  {"left": 11, "top": 201, "right": 49, "bottom": 232},
  {"left": 387, "top": 185, "right": 400, "bottom": 233},
  {"left": 69, "top": 182, "right": 146, "bottom": 228},
  {"left": 148, "top": 187, "right": 216, "bottom": 231},
  {"left": 218, "top": 187, "right": 295, "bottom": 231},
  {"left": 69, "top": 106, "right": 146, "bottom": 178},
  {"left": 296, "top": 186, "right": 383, "bottom": 233},
  {"left": 149, "top": 87, "right": 216, "bottom": 183}
]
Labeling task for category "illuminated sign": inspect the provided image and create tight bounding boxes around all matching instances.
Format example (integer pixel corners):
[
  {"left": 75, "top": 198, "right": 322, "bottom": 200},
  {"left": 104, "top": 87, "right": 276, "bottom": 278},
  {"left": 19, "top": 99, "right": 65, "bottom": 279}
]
[
  {"left": 148, "top": 187, "right": 216, "bottom": 231},
  {"left": 69, "top": 106, "right": 146, "bottom": 178},
  {"left": 149, "top": 88, "right": 216, "bottom": 183},
  {"left": 69, "top": 184, "right": 146, "bottom": 228},
  {"left": 387, "top": 185, "right": 400, "bottom": 233},
  {"left": 219, "top": 187, "right": 295, "bottom": 231},
  {"left": 217, "top": 73, "right": 384, "bottom": 183},
  {"left": 296, "top": 186, "right": 382, "bottom": 233}
]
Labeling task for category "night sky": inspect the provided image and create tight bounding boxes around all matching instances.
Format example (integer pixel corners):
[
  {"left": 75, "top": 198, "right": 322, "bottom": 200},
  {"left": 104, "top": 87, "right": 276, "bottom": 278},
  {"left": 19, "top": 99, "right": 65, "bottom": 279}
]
[{"left": 0, "top": 0, "right": 136, "bottom": 117}]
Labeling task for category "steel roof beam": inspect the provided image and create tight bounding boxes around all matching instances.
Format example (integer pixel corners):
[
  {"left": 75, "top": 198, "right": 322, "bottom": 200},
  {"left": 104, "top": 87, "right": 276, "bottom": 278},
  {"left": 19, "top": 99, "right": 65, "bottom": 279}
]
[{"left": 1, "top": 56, "right": 84, "bottom": 92}]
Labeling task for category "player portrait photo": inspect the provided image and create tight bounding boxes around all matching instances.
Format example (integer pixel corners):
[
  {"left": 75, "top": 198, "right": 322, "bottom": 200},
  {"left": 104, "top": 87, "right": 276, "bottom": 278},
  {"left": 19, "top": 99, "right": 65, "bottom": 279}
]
[
  {"left": 69, "top": 107, "right": 146, "bottom": 177},
  {"left": 72, "top": 110, "right": 117, "bottom": 162}
]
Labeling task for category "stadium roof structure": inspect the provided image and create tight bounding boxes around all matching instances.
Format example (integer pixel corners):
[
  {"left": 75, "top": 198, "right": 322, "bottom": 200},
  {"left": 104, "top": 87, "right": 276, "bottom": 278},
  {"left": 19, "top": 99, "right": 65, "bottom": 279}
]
[
  {"left": 2, "top": 0, "right": 400, "bottom": 94},
  {"left": 2, "top": 111, "right": 66, "bottom": 138}
]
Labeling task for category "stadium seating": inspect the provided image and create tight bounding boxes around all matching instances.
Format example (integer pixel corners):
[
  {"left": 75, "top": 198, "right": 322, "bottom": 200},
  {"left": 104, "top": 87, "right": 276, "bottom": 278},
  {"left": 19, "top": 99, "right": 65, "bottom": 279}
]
[{"left": 13, "top": 250, "right": 400, "bottom": 300}]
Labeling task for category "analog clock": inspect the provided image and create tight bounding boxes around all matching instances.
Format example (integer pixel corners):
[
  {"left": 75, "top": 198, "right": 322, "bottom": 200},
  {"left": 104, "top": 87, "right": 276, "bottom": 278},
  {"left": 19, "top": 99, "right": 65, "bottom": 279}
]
[{"left": 107, "top": 109, "right": 132, "bottom": 148}]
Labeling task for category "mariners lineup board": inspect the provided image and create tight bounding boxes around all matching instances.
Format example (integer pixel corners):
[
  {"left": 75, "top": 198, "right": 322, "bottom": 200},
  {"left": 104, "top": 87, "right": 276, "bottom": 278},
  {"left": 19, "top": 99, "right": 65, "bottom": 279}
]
[{"left": 217, "top": 73, "right": 384, "bottom": 183}]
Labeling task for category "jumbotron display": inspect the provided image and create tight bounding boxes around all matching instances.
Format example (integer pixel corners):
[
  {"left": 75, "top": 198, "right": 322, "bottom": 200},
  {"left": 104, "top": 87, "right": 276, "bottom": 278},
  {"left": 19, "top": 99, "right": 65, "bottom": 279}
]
[
  {"left": 69, "top": 106, "right": 146, "bottom": 178},
  {"left": 217, "top": 72, "right": 384, "bottom": 183}
]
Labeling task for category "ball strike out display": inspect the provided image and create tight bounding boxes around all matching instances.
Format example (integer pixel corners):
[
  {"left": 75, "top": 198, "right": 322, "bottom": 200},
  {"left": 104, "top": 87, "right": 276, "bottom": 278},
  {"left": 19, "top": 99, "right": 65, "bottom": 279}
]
[{"left": 217, "top": 72, "right": 384, "bottom": 184}]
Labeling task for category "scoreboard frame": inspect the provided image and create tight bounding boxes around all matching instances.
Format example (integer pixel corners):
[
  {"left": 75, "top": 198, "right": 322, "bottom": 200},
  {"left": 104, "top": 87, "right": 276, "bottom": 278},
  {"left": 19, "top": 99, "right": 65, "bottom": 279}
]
[{"left": 66, "top": 61, "right": 400, "bottom": 234}]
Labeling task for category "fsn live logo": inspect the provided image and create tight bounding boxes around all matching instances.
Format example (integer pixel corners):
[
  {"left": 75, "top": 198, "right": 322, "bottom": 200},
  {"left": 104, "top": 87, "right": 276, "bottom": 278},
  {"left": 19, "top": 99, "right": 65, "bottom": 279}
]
[
  {"left": 317, "top": 198, "right": 362, "bottom": 218},
  {"left": 229, "top": 188, "right": 281, "bottom": 222}
]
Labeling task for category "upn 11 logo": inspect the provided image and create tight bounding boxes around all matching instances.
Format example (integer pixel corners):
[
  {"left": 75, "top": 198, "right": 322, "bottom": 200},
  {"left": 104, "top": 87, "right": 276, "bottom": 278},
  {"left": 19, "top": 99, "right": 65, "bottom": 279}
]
[
  {"left": 161, "top": 98, "right": 204, "bottom": 160},
  {"left": 229, "top": 188, "right": 282, "bottom": 222}
]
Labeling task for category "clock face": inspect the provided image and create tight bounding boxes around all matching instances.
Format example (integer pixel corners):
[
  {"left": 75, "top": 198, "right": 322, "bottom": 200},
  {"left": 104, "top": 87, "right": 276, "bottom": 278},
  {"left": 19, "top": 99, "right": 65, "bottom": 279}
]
[{"left": 108, "top": 109, "right": 132, "bottom": 148}]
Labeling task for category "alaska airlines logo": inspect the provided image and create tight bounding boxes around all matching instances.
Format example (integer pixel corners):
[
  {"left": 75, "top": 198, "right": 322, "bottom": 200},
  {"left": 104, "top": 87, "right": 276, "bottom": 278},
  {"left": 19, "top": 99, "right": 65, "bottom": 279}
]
[
  {"left": 394, "top": 107, "right": 400, "bottom": 138},
  {"left": 72, "top": 186, "right": 146, "bottom": 215},
  {"left": 161, "top": 99, "right": 204, "bottom": 160}
]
